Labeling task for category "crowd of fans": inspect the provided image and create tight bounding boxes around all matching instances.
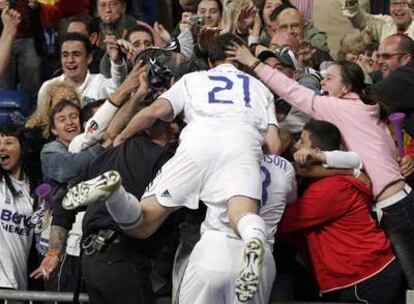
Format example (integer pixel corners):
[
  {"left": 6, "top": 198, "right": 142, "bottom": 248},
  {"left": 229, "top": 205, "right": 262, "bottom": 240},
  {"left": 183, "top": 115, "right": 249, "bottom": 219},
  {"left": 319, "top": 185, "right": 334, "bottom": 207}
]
[{"left": 1, "top": 0, "right": 414, "bottom": 303}]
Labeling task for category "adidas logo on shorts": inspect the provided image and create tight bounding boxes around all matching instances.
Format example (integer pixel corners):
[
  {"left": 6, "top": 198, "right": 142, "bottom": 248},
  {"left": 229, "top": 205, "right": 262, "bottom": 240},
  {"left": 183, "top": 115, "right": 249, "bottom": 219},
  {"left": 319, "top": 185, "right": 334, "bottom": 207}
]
[{"left": 161, "top": 189, "right": 171, "bottom": 198}]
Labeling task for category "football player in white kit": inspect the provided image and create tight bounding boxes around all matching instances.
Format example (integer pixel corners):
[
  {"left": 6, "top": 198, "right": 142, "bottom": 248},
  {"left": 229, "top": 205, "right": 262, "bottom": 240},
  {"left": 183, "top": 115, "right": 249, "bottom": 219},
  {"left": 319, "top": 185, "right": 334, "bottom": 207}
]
[
  {"left": 63, "top": 33, "right": 282, "bottom": 302},
  {"left": 176, "top": 154, "right": 297, "bottom": 303}
]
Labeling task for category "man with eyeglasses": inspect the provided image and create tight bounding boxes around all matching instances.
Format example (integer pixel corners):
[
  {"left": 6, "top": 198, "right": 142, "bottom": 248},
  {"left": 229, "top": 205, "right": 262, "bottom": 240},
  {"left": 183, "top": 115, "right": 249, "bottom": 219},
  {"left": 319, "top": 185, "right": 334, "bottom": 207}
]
[
  {"left": 374, "top": 34, "right": 414, "bottom": 134},
  {"left": 97, "top": 0, "right": 139, "bottom": 49},
  {"left": 367, "top": 32, "right": 414, "bottom": 290},
  {"left": 341, "top": 0, "right": 414, "bottom": 42},
  {"left": 269, "top": 4, "right": 332, "bottom": 70}
]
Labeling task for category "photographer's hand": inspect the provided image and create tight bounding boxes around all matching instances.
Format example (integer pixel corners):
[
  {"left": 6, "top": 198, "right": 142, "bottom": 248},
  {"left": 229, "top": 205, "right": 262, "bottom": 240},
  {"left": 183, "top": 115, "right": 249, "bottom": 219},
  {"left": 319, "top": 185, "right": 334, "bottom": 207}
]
[{"left": 106, "top": 35, "right": 123, "bottom": 65}]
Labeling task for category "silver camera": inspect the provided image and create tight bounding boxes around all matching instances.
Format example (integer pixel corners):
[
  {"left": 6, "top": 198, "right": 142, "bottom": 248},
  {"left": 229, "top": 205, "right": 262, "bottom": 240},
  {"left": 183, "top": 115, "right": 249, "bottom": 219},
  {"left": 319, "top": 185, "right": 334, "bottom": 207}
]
[{"left": 190, "top": 15, "right": 205, "bottom": 26}]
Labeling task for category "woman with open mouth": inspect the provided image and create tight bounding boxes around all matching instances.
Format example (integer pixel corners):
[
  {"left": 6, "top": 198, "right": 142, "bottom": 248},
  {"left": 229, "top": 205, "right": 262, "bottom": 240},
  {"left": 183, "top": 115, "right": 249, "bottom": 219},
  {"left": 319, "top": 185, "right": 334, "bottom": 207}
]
[{"left": 0, "top": 124, "right": 42, "bottom": 294}]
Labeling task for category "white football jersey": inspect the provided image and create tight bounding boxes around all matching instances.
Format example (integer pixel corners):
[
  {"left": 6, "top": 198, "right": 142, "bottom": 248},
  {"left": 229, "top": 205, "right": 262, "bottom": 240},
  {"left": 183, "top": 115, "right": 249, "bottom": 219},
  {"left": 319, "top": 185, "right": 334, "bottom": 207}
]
[
  {"left": 200, "top": 155, "right": 297, "bottom": 245},
  {"left": 160, "top": 63, "right": 277, "bottom": 144},
  {"left": 259, "top": 154, "right": 297, "bottom": 245}
]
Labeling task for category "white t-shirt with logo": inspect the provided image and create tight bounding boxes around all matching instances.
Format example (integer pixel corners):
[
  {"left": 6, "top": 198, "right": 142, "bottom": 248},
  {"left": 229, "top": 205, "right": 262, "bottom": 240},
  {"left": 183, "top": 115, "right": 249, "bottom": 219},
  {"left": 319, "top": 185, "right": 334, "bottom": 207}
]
[{"left": 0, "top": 176, "right": 34, "bottom": 290}]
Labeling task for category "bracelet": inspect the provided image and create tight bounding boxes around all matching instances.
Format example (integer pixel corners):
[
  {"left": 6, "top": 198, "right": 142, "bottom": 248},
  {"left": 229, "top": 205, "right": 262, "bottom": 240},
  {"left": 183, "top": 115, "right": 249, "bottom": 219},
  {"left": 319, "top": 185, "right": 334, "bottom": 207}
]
[
  {"left": 46, "top": 249, "right": 61, "bottom": 259},
  {"left": 107, "top": 97, "right": 121, "bottom": 108},
  {"left": 249, "top": 60, "right": 261, "bottom": 71}
]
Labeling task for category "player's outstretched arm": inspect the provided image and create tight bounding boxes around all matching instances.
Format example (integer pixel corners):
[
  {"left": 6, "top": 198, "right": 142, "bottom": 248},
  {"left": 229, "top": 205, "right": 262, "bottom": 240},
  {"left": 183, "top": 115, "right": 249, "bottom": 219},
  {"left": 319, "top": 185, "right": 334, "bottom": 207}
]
[{"left": 114, "top": 98, "right": 174, "bottom": 146}]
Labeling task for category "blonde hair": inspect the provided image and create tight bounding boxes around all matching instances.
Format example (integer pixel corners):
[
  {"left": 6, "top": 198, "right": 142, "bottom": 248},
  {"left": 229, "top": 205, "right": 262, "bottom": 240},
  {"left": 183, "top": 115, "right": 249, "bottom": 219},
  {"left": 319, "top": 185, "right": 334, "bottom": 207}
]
[
  {"left": 337, "top": 31, "right": 371, "bottom": 61},
  {"left": 26, "top": 80, "right": 81, "bottom": 139},
  {"left": 220, "top": 0, "right": 250, "bottom": 34}
]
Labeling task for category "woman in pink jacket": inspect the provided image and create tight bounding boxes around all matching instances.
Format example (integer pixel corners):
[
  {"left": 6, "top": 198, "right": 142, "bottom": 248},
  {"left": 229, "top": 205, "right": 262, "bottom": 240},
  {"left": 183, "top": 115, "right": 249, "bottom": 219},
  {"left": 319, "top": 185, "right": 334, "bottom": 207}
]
[{"left": 227, "top": 42, "right": 414, "bottom": 288}]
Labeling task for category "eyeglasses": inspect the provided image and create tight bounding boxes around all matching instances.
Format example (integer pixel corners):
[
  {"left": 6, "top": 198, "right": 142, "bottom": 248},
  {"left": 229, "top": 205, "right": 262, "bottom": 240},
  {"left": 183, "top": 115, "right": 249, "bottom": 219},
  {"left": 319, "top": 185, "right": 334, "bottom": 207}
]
[
  {"left": 377, "top": 52, "right": 408, "bottom": 60},
  {"left": 390, "top": 1, "right": 410, "bottom": 8}
]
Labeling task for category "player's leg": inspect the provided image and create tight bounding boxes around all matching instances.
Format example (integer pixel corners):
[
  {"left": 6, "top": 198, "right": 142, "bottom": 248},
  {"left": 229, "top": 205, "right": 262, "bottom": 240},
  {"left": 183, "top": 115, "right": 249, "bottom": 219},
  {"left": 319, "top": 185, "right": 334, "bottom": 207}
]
[
  {"left": 179, "top": 231, "right": 234, "bottom": 304},
  {"left": 62, "top": 170, "right": 122, "bottom": 210},
  {"left": 228, "top": 196, "right": 266, "bottom": 303},
  {"left": 103, "top": 186, "right": 176, "bottom": 239},
  {"left": 62, "top": 170, "right": 177, "bottom": 239}
]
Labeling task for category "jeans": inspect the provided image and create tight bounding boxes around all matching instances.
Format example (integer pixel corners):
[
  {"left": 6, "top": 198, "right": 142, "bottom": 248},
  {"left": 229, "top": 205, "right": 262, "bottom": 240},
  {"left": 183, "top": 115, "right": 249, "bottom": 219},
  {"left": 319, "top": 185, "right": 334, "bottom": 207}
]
[
  {"left": 0, "top": 38, "right": 41, "bottom": 104},
  {"left": 324, "top": 259, "right": 403, "bottom": 304},
  {"left": 380, "top": 189, "right": 414, "bottom": 289}
]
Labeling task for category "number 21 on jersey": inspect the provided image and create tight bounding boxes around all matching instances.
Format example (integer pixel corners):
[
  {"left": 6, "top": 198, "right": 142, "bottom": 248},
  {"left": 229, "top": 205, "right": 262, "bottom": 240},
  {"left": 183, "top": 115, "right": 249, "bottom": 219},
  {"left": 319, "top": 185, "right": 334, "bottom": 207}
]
[{"left": 207, "top": 75, "right": 251, "bottom": 107}]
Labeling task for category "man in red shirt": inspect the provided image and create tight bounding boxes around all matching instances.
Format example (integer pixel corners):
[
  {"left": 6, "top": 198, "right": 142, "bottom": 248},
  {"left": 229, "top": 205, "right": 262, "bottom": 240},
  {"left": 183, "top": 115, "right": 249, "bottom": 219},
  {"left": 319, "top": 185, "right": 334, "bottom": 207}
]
[{"left": 279, "top": 120, "right": 403, "bottom": 304}]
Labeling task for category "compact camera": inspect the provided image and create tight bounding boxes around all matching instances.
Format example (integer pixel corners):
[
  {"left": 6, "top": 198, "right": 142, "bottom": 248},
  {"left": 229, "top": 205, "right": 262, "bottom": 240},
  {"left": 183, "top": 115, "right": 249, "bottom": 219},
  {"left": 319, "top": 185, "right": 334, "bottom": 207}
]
[{"left": 190, "top": 15, "right": 205, "bottom": 26}]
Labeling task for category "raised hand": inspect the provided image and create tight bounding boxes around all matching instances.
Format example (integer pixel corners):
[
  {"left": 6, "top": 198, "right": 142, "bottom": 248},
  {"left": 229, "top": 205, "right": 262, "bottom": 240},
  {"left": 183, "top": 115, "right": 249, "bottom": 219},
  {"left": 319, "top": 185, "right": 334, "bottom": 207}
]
[
  {"left": 251, "top": 11, "right": 262, "bottom": 37},
  {"left": 106, "top": 35, "right": 123, "bottom": 65},
  {"left": 112, "top": 61, "right": 147, "bottom": 105},
  {"left": 297, "top": 40, "right": 316, "bottom": 67},
  {"left": 116, "top": 38, "right": 134, "bottom": 60},
  {"left": 236, "top": 5, "right": 257, "bottom": 33},
  {"left": 179, "top": 12, "right": 193, "bottom": 32},
  {"left": 0, "top": 0, "right": 9, "bottom": 10},
  {"left": 198, "top": 26, "right": 221, "bottom": 52},
  {"left": 135, "top": 62, "right": 150, "bottom": 97},
  {"left": 154, "top": 21, "right": 172, "bottom": 46},
  {"left": 1, "top": 7, "right": 21, "bottom": 37}
]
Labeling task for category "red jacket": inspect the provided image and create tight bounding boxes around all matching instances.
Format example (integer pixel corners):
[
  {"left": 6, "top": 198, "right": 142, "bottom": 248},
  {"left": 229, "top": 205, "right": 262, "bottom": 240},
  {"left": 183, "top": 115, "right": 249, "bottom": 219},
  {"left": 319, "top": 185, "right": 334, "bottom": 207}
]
[{"left": 279, "top": 176, "right": 395, "bottom": 292}]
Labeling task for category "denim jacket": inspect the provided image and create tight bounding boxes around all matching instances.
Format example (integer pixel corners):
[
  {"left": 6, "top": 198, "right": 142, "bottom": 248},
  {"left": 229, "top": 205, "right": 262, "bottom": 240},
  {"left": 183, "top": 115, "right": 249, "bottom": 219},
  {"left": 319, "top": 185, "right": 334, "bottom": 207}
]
[{"left": 40, "top": 140, "right": 104, "bottom": 203}]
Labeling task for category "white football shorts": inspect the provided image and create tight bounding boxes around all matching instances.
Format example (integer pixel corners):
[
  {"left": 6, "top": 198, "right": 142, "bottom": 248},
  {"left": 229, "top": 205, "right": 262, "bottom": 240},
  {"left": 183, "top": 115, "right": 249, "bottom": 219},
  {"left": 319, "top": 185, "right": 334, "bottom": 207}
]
[
  {"left": 142, "top": 140, "right": 262, "bottom": 209},
  {"left": 178, "top": 230, "right": 276, "bottom": 304}
]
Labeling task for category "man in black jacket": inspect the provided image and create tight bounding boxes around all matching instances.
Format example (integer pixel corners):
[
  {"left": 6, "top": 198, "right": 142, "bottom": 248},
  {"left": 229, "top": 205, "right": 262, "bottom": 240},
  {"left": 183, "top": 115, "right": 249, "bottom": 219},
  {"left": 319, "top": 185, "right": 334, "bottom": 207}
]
[{"left": 59, "top": 120, "right": 178, "bottom": 304}]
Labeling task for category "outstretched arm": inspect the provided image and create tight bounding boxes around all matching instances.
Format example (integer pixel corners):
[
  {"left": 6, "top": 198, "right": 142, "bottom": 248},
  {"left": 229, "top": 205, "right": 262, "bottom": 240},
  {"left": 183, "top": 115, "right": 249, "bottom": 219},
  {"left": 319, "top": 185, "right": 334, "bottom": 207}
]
[
  {"left": 113, "top": 99, "right": 174, "bottom": 146},
  {"left": 104, "top": 64, "right": 151, "bottom": 140}
]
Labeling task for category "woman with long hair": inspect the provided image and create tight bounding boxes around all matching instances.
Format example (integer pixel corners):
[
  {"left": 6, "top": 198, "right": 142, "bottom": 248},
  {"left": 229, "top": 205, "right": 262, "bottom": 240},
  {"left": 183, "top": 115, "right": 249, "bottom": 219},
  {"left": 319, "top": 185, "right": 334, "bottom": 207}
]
[
  {"left": 227, "top": 43, "right": 412, "bottom": 299},
  {"left": 0, "top": 124, "right": 42, "bottom": 292}
]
